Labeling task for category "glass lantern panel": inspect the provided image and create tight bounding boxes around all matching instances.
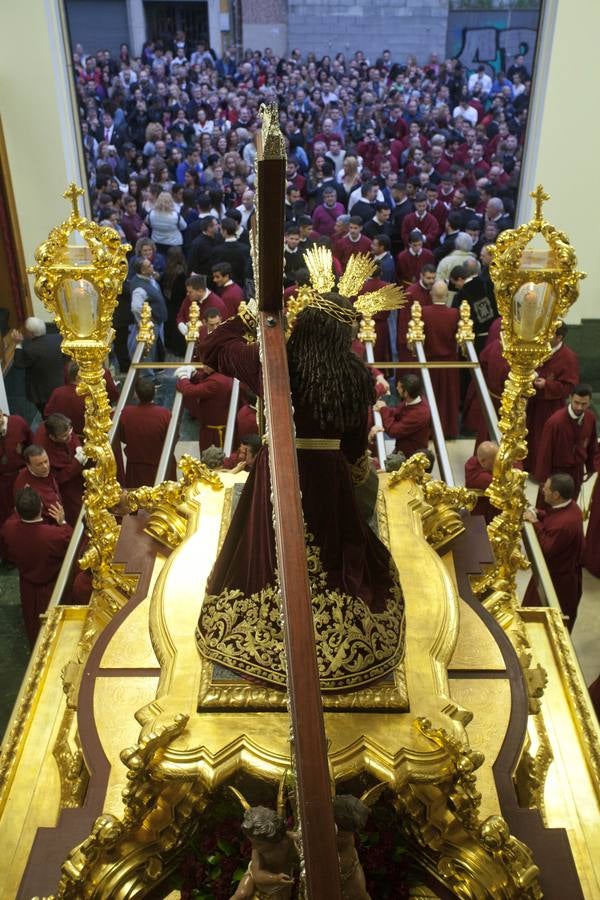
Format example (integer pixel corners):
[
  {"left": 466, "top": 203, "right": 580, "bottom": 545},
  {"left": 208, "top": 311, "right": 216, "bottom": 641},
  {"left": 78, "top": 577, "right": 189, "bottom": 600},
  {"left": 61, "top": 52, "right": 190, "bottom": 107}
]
[
  {"left": 519, "top": 247, "right": 558, "bottom": 270},
  {"left": 512, "top": 281, "right": 556, "bottom": 342},
  {"left": 57, "top": 278, "right": 99, "bottom": 338},
  {"left": 59, "top": 229, "right": 93, "bottom": 266}
]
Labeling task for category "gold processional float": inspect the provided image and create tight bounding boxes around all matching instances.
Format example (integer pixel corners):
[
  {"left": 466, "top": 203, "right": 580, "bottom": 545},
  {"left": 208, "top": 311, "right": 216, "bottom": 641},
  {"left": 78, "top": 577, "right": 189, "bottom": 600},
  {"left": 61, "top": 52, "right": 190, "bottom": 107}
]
[{"left": 0, "top": 107, "right": 598, "bottom": 899}]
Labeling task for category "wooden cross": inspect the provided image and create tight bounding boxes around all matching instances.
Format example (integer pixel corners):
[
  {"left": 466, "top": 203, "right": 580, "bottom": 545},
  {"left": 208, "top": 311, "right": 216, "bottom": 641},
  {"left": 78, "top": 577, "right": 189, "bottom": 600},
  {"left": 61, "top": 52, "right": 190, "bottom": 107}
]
[
  {"left": 63, "top": 182, "right": 84, "bottom": 217},
  {"left": 254, "top": 106, "right": 343, "bottom": 899},
  {"left": 530, "top": 184, "right": 550, "bottom": 221}
]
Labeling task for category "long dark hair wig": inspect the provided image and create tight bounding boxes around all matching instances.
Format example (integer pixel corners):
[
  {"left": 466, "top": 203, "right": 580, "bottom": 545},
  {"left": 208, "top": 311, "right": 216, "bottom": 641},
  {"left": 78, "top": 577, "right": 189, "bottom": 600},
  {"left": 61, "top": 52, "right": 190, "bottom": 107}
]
[{"left": 287, "top": 293, "right": 375, "bottom": 432}]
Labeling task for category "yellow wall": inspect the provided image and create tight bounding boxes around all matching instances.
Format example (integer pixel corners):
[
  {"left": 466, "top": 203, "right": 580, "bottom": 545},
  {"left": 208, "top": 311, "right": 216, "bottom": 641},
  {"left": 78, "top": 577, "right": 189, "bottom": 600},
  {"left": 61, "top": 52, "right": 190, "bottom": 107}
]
[
  {"left": 0, "top": 0, "right": 87, "bottom": 320},
  {"left": 518, "top": 0, "right": 600, "bottom": 323}
]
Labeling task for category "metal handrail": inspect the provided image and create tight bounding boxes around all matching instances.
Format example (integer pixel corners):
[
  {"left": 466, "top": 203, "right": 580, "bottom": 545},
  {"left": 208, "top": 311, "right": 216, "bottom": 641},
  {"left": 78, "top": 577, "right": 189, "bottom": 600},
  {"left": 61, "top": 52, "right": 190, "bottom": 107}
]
[
  {"left": 152, "top": 340, "right": 196, "bottom": 485},
  {"left": 413, "top": 341, "right": 455, "bottom": 486}
]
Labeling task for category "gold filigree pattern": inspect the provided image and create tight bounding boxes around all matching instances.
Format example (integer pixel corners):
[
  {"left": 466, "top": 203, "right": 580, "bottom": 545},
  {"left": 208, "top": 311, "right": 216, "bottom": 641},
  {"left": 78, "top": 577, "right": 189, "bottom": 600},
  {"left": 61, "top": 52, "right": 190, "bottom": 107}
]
[{"left": 196, "top": 537, "right": 405, "bottom": 691}]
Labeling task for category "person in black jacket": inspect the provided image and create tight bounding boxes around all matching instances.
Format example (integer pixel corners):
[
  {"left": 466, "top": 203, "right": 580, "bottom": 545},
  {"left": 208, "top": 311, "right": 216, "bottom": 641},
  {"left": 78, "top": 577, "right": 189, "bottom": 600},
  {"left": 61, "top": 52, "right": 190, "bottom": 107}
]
[
  {"left": 211, "top": 217, "right": 252, "bottom": 287},
  {"left": 11, "top": 318, "right": 67, "bottom": 417}
]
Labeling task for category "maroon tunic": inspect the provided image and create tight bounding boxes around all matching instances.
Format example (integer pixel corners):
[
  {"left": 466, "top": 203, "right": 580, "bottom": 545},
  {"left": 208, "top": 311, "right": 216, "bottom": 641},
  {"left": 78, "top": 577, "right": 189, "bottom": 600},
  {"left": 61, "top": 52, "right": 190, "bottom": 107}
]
[
  {"left": 398, "top": 281, "right": 433, "bottom": 363},
  {"left": 523, "top": 501, "right": 584, "bottom": 628},
  {"left": 119, "top": 402, "right": 175, "bottom": 488},
  {"left": 0, "top": 515, "right": 72, "bottom": 645},
  {"left": 13, "top": 468, "right": 62, "bottom": 522},
  {"left": 526, "top": 343, "right": 580, "bottom": 471},
  {"left": 0, "top": 415, "right": 31, "bottom": 526},
  {"left": 177, "top": 371, "right": 233, "bottom": 450},
  {"left": 33, "top": 424, "right": 84, "bottom": 527},
  {"left": 177, "top": 291, "right": 228, "bottom": 326},
  {"left": 198, "top": 316, "right": 399, "bottom": 622},
  {"left": 401, "top": 212, "right": 440, "bottom": 249},
  {"left": 219, "top": 282, "right": 244, "bottom": 318},
  {"left": 236, "top": 403, "right": 257, "bottom": 438},
  {"left": 395, "top": 248, "right": 434, "bottom": 287},
  {"left": 44, "top": 384, "right": 85, "bottom": 436},
  {"left": 534, "top": 407, "right": 597, "bottom": 498},
  {"left": 464, "top": 455, "right": 494, "bottom": 523},
  {"left": 379, "top": 398, "right": 431, "bottom": 456},
  {"left": 465, "top": 336, "right": 509, "bottom": 444},
  {"left": 335, "top": 234, "right": 372, "bottom": 268},
  {"left": 422, "top": 305, "right": 460, "bottom": 438}
]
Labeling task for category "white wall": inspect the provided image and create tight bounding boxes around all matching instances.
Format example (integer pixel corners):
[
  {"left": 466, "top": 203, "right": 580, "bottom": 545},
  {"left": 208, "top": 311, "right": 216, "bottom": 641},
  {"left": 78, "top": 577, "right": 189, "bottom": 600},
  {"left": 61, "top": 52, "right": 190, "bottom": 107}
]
[
  {"left": 0, "top": 0, "right": 87, "bottom": 321},
  {"left": 518, "top": 0, "right": 600, "bottom": 323}
]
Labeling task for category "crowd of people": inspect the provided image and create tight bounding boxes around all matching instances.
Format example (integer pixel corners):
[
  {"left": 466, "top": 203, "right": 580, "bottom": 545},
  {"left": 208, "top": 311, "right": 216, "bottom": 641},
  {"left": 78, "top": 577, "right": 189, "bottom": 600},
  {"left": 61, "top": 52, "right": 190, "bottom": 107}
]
[{"left": 0, "top": 38, "right": 597, "bottom": 707}]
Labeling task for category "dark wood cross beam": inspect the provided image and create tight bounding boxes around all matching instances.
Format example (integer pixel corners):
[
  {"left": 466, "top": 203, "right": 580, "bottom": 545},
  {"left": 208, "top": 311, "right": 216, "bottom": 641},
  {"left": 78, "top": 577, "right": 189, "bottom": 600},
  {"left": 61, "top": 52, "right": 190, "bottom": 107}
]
[{"left": 254, "top": 106, "right": 342, "bottom": 898}]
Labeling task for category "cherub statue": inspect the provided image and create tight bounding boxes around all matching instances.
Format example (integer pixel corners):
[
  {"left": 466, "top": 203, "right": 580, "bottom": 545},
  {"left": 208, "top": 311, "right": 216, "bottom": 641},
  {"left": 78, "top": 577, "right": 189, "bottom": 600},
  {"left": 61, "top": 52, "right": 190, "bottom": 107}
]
[
  {"left": 333, "top": 795, "right": 371, "bottom": 900},
  {"left": 230, "top": 805, "right": 297, "bottom": 900}
]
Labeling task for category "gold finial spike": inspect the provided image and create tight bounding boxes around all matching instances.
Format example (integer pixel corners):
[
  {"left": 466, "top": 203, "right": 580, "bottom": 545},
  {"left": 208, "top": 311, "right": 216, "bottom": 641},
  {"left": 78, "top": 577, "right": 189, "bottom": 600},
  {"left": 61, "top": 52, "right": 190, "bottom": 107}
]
[
  {"left": 530, "top": 184, "right": 550, "bottom": 222},
  {"left": 136, "top": 301, "right": 155, "bottom": 348},
  {"left": 186, "top": 300, "right": 200, "bottom": 342},
  {"left": 63, "top": 182, "right": 85, "bottom": 217},
  {"left": 456, "top": 299, "right": 475, "bottom": 346},
  {"left": 406, "top": 301, "right": 425, "bottom": 348}
]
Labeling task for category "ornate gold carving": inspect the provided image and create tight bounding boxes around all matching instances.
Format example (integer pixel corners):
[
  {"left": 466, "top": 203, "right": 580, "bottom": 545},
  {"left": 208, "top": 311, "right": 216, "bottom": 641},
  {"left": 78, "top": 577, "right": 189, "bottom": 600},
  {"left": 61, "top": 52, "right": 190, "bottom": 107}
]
[
  {"left": 258, "top": 103, "right": 286, "bottom": 160},
  {"left": 473, "top": 186, "right": 585, "bottom": 624},
  {"left": 390, "top": 453, "right": 475, "bottom": 551},
  {"left": 127, "top": 455, "right": 223, "bottom": 550},
  {"left": 53, "top": 714, "right": 208, "bottom": 899},
  {"left": 186, "top": 299, "right": 200, "bottom": 342},
  {"left": 0, "top": 607, "right": 62, "bottom": 800},
  {"left": 456, "top": 299, "right": 475, "bottom": 346},
  {"left": 514, "top": 712, "right": 553, "bottom": 819},
  {"left": 136, "top": 300, "right": 155, "bottom": 348},
  {"left": 406, "top": 300, "right": 425, "bottom": 348},
  {"left": 355, "top": 283, "right": 406, "bottom": 345},
  {"left": 196, "top": 535, "right": 405, "bottom": 691},
  {"left": 52, "top": 706, "right": 89, "bottom": 809}
]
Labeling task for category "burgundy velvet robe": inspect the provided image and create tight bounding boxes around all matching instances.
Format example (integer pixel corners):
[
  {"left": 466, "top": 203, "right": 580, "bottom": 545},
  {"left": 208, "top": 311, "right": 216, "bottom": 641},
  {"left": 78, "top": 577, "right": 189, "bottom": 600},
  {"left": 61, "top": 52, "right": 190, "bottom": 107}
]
[
  {"left": 219, "top": 282, "right": 245, "bottom": 318},
  {"left": 198, "top": 316, "right": 396, "bottom": 613},
  {"left": 13, "top": 468, "right": 62, "bottom": 522},
  {"left": 0, "top": 415, "right": 31, "bottom": 526},
  {"left": 236, "top": 403, "right": 257, "bottom": 438},
  {"left": 176, "top": 291, "right": 228, "bottom": 326},
  {"left": 464, "top": 455, "right": 494, "bottom": 523},
  {"left": 401, "top": 212, "right": 440, "bottom": 249},
  {"left": 379, "top": 398, "right": 431, "bottom": 457},
  {"left": 177, "top": 371, "right": 233, "bottom": 450},
  {"left": 335, "top": 234, "right": 373, "bottom": 268},
  {"left": 395, "top": 248, "right": 434, "bottom": 287},
  {"left": 44, "top": 383, "right": 86, "bottom": 436},
  {"left": 523, "top": 501, "right": 584, "bottom": 629},
  {"left": 422, "top": 305, "right": 460, "bottom": 438},
  {"left": 0, "top": 515, "right": 72, "bottom": 645},
  {"left": 33, "top": 424, "right": 84, "bottom": 526},
  {"left": 398, "top": 281, "right": 433, "bottom": 363},
  {"left": 119, "top": 402, "right": 175, "bottom": 488},
  {"left": 525, "top": 344, "right": 580, "bottom": 471},
  {"left": 534, "top": 407, "right": 597, "bottom": 498}
]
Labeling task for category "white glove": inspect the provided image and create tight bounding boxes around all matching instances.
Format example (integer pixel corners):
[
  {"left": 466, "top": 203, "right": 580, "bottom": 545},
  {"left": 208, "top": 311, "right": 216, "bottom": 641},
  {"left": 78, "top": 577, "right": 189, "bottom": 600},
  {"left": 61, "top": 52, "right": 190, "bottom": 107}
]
[
  {"left": 178, "top": 321, "right": 189, "bottom": 336},
  {"left": 74, "top": 445, "right": 88, "bottom": 465},
  {"left": 174, "top": 366, "right": 194, "bottom": 380}
]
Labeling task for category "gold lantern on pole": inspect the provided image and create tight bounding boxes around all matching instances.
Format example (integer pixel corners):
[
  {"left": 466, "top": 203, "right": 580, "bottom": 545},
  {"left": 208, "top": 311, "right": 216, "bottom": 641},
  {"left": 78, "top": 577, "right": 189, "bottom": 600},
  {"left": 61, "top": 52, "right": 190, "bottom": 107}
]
[
  {"left": 27, "top": 184, "right": 133, "bottom": 594},
  {"left": 472, "top": 186, "right": 585, "bottom": 623}
]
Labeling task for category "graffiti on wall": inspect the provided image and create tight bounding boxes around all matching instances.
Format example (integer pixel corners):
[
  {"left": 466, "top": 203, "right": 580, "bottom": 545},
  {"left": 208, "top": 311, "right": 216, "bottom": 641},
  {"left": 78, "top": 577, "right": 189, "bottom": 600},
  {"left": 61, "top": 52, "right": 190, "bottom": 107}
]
[{"left": 447, "top": 10, "right": 539, "bottom": 74}]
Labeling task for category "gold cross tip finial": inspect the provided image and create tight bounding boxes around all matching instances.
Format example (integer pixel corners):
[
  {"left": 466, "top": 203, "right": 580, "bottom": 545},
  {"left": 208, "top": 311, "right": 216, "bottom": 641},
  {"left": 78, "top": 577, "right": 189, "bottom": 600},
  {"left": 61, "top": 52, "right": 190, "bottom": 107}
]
[
  {"left": 530, "top": 184, "right": 550, "bottom": 221},
  {"left": 63, "top": 183, "right": 84, "bottom": 217}
]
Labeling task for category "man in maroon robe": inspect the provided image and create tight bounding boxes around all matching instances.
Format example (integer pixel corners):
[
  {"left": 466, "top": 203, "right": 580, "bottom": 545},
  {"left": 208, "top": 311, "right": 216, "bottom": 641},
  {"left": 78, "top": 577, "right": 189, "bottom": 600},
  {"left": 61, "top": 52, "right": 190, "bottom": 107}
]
[
  {"left": 534, "top": 385, "right": 597, "bottom": 500},
  {"left": 0, "top": 487, "right": 72, "bottom": 645},
  {"left": 398, "top": 264, "right": 435, "bottom": 364},
  {"left": 13, "top": 445, "right": 62, "bottom": 521},
  {"left": 421, "top": 281, "right": 460, "bottom": 438},
  {"left": 525, "top": 324, "right": 580, "bottom": 472},
  {"left": 0, "top": 410, "right": 31, "bottom": 527},
  {"left": 212, "top": 262, "right": 245, "bottom": 317},
  {"left": 375, "top": 374, "right": 431, "bottom": 456},
  {"left": 45, "top": 363, "right": 119, "bottom": 437},
  {"left": 465, "top": 441, "right": 498, "bottom": 523},
  {"left": 401, "top": 192, "right": 440, "bottom": 249},
  {"left": 395, "top": 231, "right": 435, "bottom": 287},
  {"left": 119, "top": 378, "right": 175, "bottom": 488},
  {"left": 523, "top": 473, "right": 584, "bottom": 630},
  {"left": 34, "top": 414, "right": 85, "bottom": 526},
  {"left": 176, "top": 364, "right": 233, "bottom": 451},
  {"left": 177, "top": 274, "right": 228, "bottom": 340},
  {"left": 334, "top": 217, "right": 372, "bottom": 268},
  {"left": 236, "top": 391, "right": 258, "bottom": 438}
]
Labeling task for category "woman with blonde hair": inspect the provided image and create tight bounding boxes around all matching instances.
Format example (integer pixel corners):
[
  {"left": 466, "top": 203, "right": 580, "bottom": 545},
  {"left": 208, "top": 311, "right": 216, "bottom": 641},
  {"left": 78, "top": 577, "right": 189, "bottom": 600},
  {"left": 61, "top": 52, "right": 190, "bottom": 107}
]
[
  {"left": 337, "top": 155, "right": 361, "bottom": 205},
  {"left": 145, "top": 191, "right": 187, "bottom": 256}
]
